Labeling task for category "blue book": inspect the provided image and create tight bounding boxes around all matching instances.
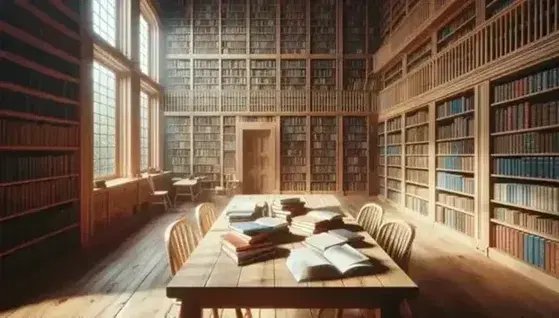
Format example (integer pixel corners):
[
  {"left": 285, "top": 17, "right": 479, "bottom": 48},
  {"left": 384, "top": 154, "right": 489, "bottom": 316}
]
[
  {"left": 229, "top": 222, "right": 274, "bottom": 236},
  {"left": 539, "top": 237, "right": 546, "bottom": 269}
]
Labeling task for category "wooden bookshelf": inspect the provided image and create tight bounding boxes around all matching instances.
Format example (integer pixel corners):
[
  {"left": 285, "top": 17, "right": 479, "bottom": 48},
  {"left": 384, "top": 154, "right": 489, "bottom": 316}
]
[
  {"left": 249, "top": 59, "right": 276, "bottom": 112},
  {"left": 193, "top": 0, "right": 219, "bottom": 54},
  {"left": 165, "top": 116, "right": 192, "bottom": 177},
  {"left": 249, "top": 0, "right": 276, "bottom": 54},
  {"left": 166, "top": 18, "right": 191, "bottom": 55},
  {"left": 385, "top": 116, "right": 403, "bottom": 204},
  {"left": 343, "top": 59, "right": 366, "bottom": 90},
  {"left": 193, "top": 116, "right": 221, "bottom": 189},
  {"left": 221, "top": 59, "right": 247, "bottom": 112},
  {"left": 280, "top": 0, "right": 307, "bottom": 54},
  {"left": 310, "top": 116, "right": 337, "bottom": 192},
  {"left": 406, "top": 40, "right": 432, "bottom": 73},
  {"left": 0, "top": 1, "right": 81, "bottom": 281},
  {"left": 435, "top": 90, "right": 476, "bottom": 237},
  {"left": 383, "top": 60, "right": 403, "bottom": 89},
  {"left": 166, "top": 59, "right": 191, "bottom": 91},
  {"left": 486, "top": 0, "right": 515, "bottom": 19},
  {"left": 193, "top": 59, "right": 219, "bottom": 112},
  {"left": 343, "top": 116, "right": 368, "bottom": 192},
  {"left": 378, "top": 121, "right": 387, "bottom": 197},
  {"left": 436, "top": 1, "right": 476, "bottom": 52},
  {"left": 310, "top": 0, "right": 336, "bottom": 54},
  {"left": 489, "top": 60, "right": 559, "bottom": 279},
  {"left": 343, "top": 0, "right": 366, "bottom": 54},
  {"left": 223, "top": 116, "right": 236, "bottom": 180},
  {"left": 404, "top": 106, "right": 429, "bottom": 217},
  {"left": 280, "top": 116, "right": 307, "bottom": 192},
  {"left": 281, "top": 59, "right": 307, "bottom": 112},
  {"left": 221, "top": 0, "right": 247, "bottom": 54}
]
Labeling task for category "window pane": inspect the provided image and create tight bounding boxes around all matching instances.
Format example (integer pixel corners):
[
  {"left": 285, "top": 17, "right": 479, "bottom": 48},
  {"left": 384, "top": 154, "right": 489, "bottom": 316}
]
[
  {"left": 140, "top": 91, "right": 150, "bottom": 171},
  {"left": 92, "top": 0, "right": 117, "bottom": 47},
  {"left": 140, "top": 14, "right": 149, "bottom": 75},
  {"left": 93, "top": 61, "right": 117, "bottom": 178}
]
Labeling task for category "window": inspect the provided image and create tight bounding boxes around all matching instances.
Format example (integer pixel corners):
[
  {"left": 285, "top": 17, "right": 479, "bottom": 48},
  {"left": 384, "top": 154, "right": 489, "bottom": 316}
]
[
  {"left": 93, "top": 61, "right": 117, "bottom": 178},
  {"left": 92, "top": 0, "right": 117, "bottom": 46},
  {"left": 139, "top": 14, "right": 150, "bottom": 75},
  {"left": 140, "top": 91, "right": 150, "bottom": 171}
]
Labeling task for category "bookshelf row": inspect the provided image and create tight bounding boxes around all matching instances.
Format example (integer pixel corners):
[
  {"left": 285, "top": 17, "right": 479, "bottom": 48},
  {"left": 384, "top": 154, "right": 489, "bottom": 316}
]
[
  {"left": 162, "top": 0, "right": 376, "bottom": 56},
  {"left": 165, "top": 115, "right": 370, "bottom": 193},
  {"left": 378, "top": 58, "right": 559, "bottom": 280},
  {"left": 165, "top": 58, "right": 373, "bottom": 92},
  {"left": 0, "top": 1, "right": 81, "bottom": 282}
]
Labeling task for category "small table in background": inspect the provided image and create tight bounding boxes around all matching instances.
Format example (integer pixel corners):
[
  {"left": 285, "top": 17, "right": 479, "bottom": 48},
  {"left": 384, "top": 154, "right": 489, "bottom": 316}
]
[{"left": 172, "top": 178, "right": 202, "bottom": 206}]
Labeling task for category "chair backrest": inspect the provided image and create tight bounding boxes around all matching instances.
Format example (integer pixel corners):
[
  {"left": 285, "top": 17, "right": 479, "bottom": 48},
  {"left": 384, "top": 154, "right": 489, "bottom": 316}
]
[
  {"left": 147, "top": 176, "right": 156, "bottom": 193},
  {"left": 195, "top": 202, "right": 218, "bottom": 236},
  {"left": 356, "top": 202, "right": 384, "bottom": 240},
  {"left": 165, "top": 217, "right": 199, "bottom": 276},
  {"left": 376, "top": 220, "right": 415, "bottom": 272}
]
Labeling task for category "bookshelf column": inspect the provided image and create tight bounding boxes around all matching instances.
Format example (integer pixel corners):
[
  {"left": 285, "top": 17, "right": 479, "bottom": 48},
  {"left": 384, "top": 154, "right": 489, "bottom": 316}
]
[
  {"left": 476, "top": 81, "right": 491, "bottom": 252},
  {"left": 428, "top": 102, "right": 437, "bottom": 223}
]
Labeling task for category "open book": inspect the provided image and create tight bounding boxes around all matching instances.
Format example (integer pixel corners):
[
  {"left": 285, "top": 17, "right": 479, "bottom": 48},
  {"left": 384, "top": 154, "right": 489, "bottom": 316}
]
[{"left": 286, "top": 244, "right": 373, "bottom": 282}]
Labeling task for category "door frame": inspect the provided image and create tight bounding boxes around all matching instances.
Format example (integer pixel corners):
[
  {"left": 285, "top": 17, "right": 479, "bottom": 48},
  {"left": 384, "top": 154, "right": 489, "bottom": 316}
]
[{"left": 236, "top": 122, "right": 278, "bottom": 194}]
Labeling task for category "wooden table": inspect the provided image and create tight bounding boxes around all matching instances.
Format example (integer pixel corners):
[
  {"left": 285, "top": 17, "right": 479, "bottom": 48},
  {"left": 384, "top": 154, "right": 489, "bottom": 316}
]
[
  {"left": 167, "top": 195, "right": 418, "bottom": 318},
  {"left": 172, "top": 178, "right": 202, "bottom": 205}
]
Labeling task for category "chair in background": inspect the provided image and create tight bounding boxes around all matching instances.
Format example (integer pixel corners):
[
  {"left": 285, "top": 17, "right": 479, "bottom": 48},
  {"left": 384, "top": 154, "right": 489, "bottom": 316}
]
[
  {"left": 356, "top": 202, "right": 384, "bottom": 240},
  {"left": 195, "top": 202, "right": 218, "bottom": 236},
  {"left": 166, "top": 217, "right": 246, "bottom": 318},
  {"left": 225, "top": 173, "right": 241, "bottom": 196},
  {"left": 147, "top": 176, "right": 172, "bottom": 212}
]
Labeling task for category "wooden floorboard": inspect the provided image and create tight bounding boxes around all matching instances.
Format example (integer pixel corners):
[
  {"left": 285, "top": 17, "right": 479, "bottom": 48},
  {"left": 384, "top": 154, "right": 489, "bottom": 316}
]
[{"left": 1, "top": 194, "right": 559, "bottom": 318}]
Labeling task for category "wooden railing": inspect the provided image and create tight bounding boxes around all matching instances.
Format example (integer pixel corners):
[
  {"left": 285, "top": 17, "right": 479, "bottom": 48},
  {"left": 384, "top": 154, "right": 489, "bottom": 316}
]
[
  {"left": 379, "top": 0, "right": 559, "bottom": 112},
  {"left": 164, "top": 90, "right": 376, "bottom": 113},
  {"left": 374, "top": 0, "right": 453, "bottom": 71}
]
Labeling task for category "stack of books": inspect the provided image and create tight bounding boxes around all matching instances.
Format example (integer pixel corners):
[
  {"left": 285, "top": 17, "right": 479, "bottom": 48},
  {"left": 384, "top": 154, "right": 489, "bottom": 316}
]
[
  {"left": 226, "top": 201, "right": 262, "bottom": 222},
  {"left": 271, "top": 198, "right": 307, "bottom": 221},
  {"left": 221, "top": 217, "right": 289, "bottom": 265},
  {"left": 290, "top": 210, "right": 344, "bottom": 236}
]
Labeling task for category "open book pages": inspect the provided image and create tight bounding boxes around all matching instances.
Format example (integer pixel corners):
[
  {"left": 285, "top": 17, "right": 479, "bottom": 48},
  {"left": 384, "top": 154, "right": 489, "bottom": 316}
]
[
  {"left": 303, "top": 232, "right": 347, "bottom": 252},
  {"left": 226, "top": 202, "right": 257, "bottom": 215},
  {"left": 328, "top": 229, "right": 365, "bottom": 243},
  {"left": 307, "top": 210, "right": 343, "bottom": 222},
  {"left": 286, "top": 244, "right": 373, "bottom": 282},
  {"left": 254, "top": 217, "right": 289, "bottom": 229}
]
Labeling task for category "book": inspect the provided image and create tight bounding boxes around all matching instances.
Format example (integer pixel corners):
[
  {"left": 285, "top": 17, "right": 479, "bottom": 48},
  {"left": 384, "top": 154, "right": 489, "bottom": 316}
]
[
  {"left": 222, "top": 232, "right": 273, "bottom": 252},
  {"left": 303, "top": 232, "right": 347, "bottom": 252},
  {"left": 227, "top": 230, "right": 270, "bottom": 245},
  {"left": 221, "top": 244, "right": 277, "bottom": 266},
  {"left": 229, "top": 217, "right": 289, "bottom": 236},
  {"left": 328, "top": 229, "right": 365, "bottom": 243},
  {"left": 286, "top": 244, "right": 373, "bottom": 282},
  {"left": 280, "top": 197, "right": 303, "bottom": 205}
]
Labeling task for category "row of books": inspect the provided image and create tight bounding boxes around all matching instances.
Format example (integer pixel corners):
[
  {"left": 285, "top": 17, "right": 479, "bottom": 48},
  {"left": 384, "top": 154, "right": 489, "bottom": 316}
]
[
  {"left": 406, "top": 184, "right": 429, "bottom": 198},
  {"left": 405, "top": 110, "right": 428, "bottom": 126},
  {"left": 437, "top": 156, "right": 474, "bottom": 171},
  {"left": 406, "top": 170, "right": 428, "bottom": 185},
  {"left": 492, "top": 131, "right": 559, "bottom": 154},
  {"left": 406, "top": 126, "right": 428, "bottom": 143},
  {"left": 406, "top": 157, "right": 427, "bottom": 168},
  {"left": 437, "top": 139, "right": 474, "bottom": 154},
  {"left": 0, "top": 154, "right": 77, "bottom": 183},
  {"left": 493, "top": 207, "right": 559, "bottom": 238},
  {"left": 388, "top": 156, "right": 402, "bottom": 165},
  {"left": 492, "top": 66, "right": 559, "bottom": 103},
  {"left": 435, "top": 206, "right": 475, "bottom": 236},
  {"left": 436, "top": 117, "right": 474, "bottom": 139},
  {"left": 438, "top": 192, "right": 475, "bottom": 212},
  {"left": 437, "top": 172, "right": 474, "bottom": 195},
  {"left": 1, "top": 98, "right": 78, "bottom": 123},
  {"left": 0, "top": 178, "right": 78, "bottom": 217},
  {"left": 1, "top": 203, "right": 78, "bottom": 252},
  {"left": 492, "top": 157, "right": 559, "bottom": 179},
  {"left": 387, "top": 133, "right": 402, "bottom": 144},
  {"left": 492, "top": 101, "right": 559, "bottom": 133},
  {"left": 493, "top": 183, "right": 559, "bottom": 213},
  {"left": 0, "top": 119, "right": 79, "bottom": 147},
  {"left": 406, "top": 144, "right": 428, "bottom": 154},
  {"left": 436, "top": 95, "right": 474, "bottom": 119},
  {"left": 406, "top": 195, "right": 428, "bottom": 216},
  {"left": 493, "top": 225, "right": 558, "bottom": 276}
]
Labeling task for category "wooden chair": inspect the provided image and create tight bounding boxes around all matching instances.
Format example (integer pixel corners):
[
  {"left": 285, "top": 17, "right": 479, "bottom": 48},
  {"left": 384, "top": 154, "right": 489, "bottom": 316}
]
[
  {"left": 225, "top": 173, "right": 241, "bottom": 196},
  {"left": 356, "top": 202, "right": 384, "bottom": 240},
  {"left": 166, "top": 218, "right": 246, "bottom": 318},
  {"left": 320, "top": 220, "right": 415, "bottom": 318},
  {"left": 195, "top": 202, "right": 218, "bottom": 236},
  {"left": 147, "top": 176, "right": 172, "bottom": 212}
]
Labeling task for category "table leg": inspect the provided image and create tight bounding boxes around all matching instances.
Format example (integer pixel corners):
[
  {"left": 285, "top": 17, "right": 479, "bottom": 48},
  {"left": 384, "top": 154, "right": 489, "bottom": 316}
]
[
  {"left": 380, "top": 301, "right": 400, "bottom": 318},
  {"left": 179, "top": 302, "right": 202, "bottom": 318}
]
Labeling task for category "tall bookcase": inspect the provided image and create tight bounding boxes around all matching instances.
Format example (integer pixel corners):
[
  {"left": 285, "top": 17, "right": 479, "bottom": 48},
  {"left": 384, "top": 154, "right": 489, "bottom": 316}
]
[
  {"left": 343, "top": 116, "right": 369, "bottom": 192},
  {"left": 489, "top": 60, "right": 559, "bottom": 279},
  {"left": 0, "top": 1, "right": 81, "bottom": 281},
  {"left": 280, "top": 116, "right": 307, "bottom": 192},
  {"left": 378, "top": 121, "right": 386, "bottom": 197},
  {"left": 193, "top": 116, "right": 221, "bottom": 189},
  {"left": 404, "top": 106, "right": 430, "bottom": 217},
  {"left": 435, "top": 91, "right": 476, "bottom": 237},
  {"left": 165, "top": 116, "right": 192, "bottom": 176},
  {"left": 310, "top": 116, "right": 337, "bottom": 192},
  {"left": 223, "top": 116, "right": 237, "bottom": 179},
  {"left": 385, "top": 116, "right": 403, "bottom": 204}
]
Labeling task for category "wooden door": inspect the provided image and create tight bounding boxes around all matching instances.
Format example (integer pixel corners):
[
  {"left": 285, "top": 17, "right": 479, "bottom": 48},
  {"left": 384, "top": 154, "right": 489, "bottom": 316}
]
[{"left": 242, "top": 130, "right": 273, "bottom": 194}]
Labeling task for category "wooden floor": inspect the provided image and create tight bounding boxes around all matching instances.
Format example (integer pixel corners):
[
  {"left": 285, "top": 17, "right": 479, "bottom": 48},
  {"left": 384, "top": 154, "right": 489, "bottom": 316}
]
[{"left": 1, "top": 194, "right": 559, "bottom": 318}]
